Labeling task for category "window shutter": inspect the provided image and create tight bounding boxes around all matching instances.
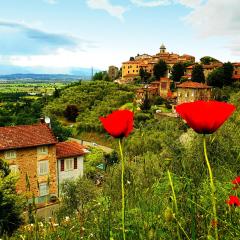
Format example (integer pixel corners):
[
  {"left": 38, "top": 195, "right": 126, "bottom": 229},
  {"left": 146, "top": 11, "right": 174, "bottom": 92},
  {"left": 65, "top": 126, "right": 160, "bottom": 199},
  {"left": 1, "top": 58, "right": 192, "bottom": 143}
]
[
  {"left": 61, "top": 159, "right": 64, "bottom": 171},
  {"left": 74, "top": 157, "right": 77, "bottom": 169}
]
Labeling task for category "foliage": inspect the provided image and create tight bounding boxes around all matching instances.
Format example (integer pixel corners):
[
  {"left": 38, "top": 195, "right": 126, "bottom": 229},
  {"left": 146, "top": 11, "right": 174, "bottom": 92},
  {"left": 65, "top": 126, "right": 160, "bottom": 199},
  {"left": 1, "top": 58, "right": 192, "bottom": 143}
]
[
  {"left": 0, "top": 159, "right": 24, "bottom": 236},
  {"left": 171, "top": 62, "right": 185, "bottom": 82},
  {"left": 153, "top": 60, "right": 168, "bottom": 79},
  {"left": 50, "top": 118, "right": 72, "bottom": 141},
  {"left": 92, "top": 71, "right": 110, "bottom": 81},
  {"left": 63, "top": 105, "right": 79, "bottom": 122},
  {"left": 44, "top": 81, "right": 136, "bottom": 134},
  {"left": 191, "top": 63, "right": 205, "bottom": 83},
  {"left": 139, "top": 67, "right": 151, "bottom": 83},
  {"left": 222, "top": 62, "right": 234, "bottom": 86},
  {"left": 207, "top": 67, "right": 225, "bottom": 88},
  {"left": 200, "top": 56, "right": 220, "bottom": 65},
  {"left": 207, "top": 62, "right": 234, "bottom": 88},
  {"left": 58, "top": 177, "right": 98, "bottom": 218},
  {"left": 139, "top": 90, "right": 151, "bottom": 111}
]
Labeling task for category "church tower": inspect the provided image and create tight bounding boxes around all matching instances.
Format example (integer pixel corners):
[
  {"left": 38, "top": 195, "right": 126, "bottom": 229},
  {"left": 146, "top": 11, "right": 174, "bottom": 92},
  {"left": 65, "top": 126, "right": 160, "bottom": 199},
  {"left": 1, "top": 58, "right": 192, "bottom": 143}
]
[{"left": 160, "top": 43, "right": 166, "bottom": 54}]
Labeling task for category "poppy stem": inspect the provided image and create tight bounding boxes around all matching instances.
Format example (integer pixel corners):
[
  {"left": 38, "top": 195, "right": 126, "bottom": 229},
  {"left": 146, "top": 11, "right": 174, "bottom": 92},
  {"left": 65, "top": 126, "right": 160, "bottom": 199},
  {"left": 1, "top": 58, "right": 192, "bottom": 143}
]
[
  {"left": 203, "top": 135, "right": 218, "bottom": 240},
  {"left": 119, "top": 138, "right": 126, "bottom": 240},
  {"left": 167, "top": 170, "right": 181, "bottom": 240}
]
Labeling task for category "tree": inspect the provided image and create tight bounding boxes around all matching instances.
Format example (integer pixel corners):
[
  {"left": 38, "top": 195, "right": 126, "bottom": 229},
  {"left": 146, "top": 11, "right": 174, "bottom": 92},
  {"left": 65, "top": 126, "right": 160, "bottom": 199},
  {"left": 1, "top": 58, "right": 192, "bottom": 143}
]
[
  {"left": 200, "top": 56, "right": 220, "bottom": 65},
  {"left": 0, "top": 159, "right": 24, "bottom": 236},
  {"left": 129, "top": 56, "right": 135, "bottom": 61},
  {"left": 171, "top": 63, "right": 185, "bottom": 82},
  {"left": 51, "top": 118, "right": 72, "bottom": 141},
  {"left": 140, "top": 89, "right": 151, "bottom": 111},
  {"left": 59, "top": 177, "right": 97, "bottom": 217},
  {"left": 153, "top": 60, "right": 168, "bottom": 79},
  {"left": 92, "top": 71, "right": 104, "bottom": 81},
  {"left": 222, "top": 62, "right": 234, "bottom": 86},
  {"left": 139, "top": 67, "right": 151, "bottom": 83},
  {"left": 64, "top": 104, "right": 79, "bottom": 122},
  {"left": 191, "top": 64, "right": 205, "bottom": 83},
  {"left": 207, "top": 67, "right": 224, "bottom": 88}
]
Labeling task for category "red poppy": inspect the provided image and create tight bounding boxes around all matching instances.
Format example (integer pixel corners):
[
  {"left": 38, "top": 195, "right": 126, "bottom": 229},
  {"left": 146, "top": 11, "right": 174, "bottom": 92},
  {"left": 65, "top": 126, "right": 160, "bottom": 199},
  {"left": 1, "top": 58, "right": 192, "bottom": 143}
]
[
  {"left": 99, "top": 110, "right": 133, "bottom": 138},
  {"left": 176, "top": 100, "right": 236, "bottom": 134},
  {"left": 226, "top": 196, "right": 240, "bottom": 207},
  {"left": 232, "top": 176, "right": 240, "bottom": 185}
]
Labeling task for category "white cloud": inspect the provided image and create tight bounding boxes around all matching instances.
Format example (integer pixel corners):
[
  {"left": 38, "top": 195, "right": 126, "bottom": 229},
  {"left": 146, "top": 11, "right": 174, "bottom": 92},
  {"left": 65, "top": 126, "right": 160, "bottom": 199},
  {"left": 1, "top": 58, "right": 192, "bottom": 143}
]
[
  {"left": 184, "top": 0, "right": 240, "bottom": 56},
  {"left": 0, "top": 20, "right": 94, "bottom": 55},
  {"left": 130, "top": 0, "right": 202, "bottom": 8},
  {"left": 185, "top": 0, "right": 240, "bottom": 37},
  {"left": 86, "top": 0, "right": 127, "bottom": 20},
  {"left": 177, "top": 0, "right": 202, "bottom": 8},
  {"left": 130, "top": 0, "right": 170, "bottom": 7}
]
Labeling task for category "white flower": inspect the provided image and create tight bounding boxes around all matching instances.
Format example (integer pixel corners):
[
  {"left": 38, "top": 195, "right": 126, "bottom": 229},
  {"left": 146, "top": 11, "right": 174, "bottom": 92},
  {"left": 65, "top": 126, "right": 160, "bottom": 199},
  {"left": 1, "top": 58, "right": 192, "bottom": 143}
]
[{"left": 65, "top": 216, "right": 70, "bottom": 222}]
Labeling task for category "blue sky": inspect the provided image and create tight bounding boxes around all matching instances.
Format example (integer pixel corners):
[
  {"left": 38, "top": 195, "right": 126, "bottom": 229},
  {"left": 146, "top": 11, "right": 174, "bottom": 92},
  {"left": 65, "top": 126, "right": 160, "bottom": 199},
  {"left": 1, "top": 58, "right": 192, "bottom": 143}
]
[{"left": 0, "top": 0, "right": 239, "bottom": 74}]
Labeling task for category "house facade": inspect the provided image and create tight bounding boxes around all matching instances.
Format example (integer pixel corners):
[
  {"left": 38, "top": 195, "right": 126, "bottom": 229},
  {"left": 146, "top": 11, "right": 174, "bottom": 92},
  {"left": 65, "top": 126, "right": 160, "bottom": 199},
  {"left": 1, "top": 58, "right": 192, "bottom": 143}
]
[
  {"left": 177, "top": 81, "right": 212, "bottom": 105},
  {"left": 0, "top": 123, "right": 87, "bottom": 204},
  {"left": 56, "top": 141, "right": 86, "bottom": 189},
  {"left": 0, "top": 124, "right": 57, "bottom": 203}
]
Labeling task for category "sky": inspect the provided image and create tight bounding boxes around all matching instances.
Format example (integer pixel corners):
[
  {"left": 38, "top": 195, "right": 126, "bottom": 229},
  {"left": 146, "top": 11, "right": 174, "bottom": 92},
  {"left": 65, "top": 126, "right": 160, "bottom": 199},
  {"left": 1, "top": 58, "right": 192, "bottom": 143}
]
[{"left": 0, "top": 0, "right": 239, "bottom": 74}]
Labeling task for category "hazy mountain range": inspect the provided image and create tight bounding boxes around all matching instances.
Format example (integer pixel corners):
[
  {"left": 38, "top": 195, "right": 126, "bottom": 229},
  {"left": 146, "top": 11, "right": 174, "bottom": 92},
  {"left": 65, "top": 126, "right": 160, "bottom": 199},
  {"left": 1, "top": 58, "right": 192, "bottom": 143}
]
[{"left": 0, "top": 65, "right": 101, "bottom": 81}]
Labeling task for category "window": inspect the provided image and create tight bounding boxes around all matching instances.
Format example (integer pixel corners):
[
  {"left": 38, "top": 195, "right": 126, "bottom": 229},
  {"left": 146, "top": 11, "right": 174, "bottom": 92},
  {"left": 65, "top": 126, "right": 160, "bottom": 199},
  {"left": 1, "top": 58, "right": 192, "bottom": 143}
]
[
  {"left": 9, "top": 165, "right": 18, "bottom": 174},
  {"left": 133, "top": 70, "right": 135, "bottom": 72},
  {"left": 74, "top": 157, "right": 78, "bottom": 169},
  {"left": 38, "top": 160, "right": 49, "bottom": 175},
  {"left": 65, "top": 158, "right": 74, "bottom": 171},
  {"left": 5, "top": 150, "right": 16, "bottom": 159},
  {"left": 37, "top": 146, "right": 48, "bottom": 155},
  {"left": 39, "top": 183, "right": 49, "bottom": 197},
  {"left": 128, "top": 71, "right": 129, "bottom": 73}
]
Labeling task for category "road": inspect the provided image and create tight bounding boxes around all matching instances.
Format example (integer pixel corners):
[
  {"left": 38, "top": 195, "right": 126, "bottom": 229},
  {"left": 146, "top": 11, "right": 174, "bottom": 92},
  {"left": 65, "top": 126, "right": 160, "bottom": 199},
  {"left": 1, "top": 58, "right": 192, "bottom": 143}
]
[{"left": 68, "top": 137, "right": 113, "bottom": 153}]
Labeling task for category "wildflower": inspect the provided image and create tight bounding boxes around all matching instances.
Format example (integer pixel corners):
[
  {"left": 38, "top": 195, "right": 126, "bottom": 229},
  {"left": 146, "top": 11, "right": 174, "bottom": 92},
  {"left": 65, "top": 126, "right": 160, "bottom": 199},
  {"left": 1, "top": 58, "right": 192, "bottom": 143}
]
[
  {"left": 226, "top": 196, "right": 240, "bottom": 207},
  {"left": 38, "top": 222, "right": 44, "bottom": 227},
  {"left": 65, "top": 216, "right": 70, "bottom": 222},
  {"left": 99, "top": 110, "right": 133, "bottom": 138},
  {"left": 232, "top": 176, "right": 240, "bottom": 185},
  {"left": 176, "top": 100, "right": 236, "bottom": 134}
]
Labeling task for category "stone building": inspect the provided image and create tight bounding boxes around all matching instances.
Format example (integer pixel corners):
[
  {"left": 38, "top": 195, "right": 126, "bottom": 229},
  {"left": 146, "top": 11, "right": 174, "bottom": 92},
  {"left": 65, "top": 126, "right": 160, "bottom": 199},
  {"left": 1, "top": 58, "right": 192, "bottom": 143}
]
[
  {"left": 0, "top": 123, "right": 86, "bottom": 204},
  {"left": 177, "top": 81, "right": 212, "bottom": 105},
  {"left": 233, "top": 62, "right": 240, "bottom": 81},
  {"left": 108, "top": 65, "right": 119, "bottom": 80}
]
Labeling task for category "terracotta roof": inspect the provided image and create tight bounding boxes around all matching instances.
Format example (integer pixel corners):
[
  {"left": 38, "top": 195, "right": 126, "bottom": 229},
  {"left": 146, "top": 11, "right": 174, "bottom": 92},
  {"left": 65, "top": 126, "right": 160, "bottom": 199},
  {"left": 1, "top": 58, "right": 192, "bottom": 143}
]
[
  {"left": 233, "top": 74, "right": 240, "bottom": 79},
  {"left": 123, "top": 74, "right": 138, "bottom": 77},
  {"left": 56, "top": 141, "right": 86, "bottom": 159},
  {"left": 0, "top": 124, "right": 57, "bottom": 150},
  {"left": 233, "top": 63, "right": 240, "bottom": 66},
  {"left": 177, "top": 81, "right": 211, "bottom": 89}
]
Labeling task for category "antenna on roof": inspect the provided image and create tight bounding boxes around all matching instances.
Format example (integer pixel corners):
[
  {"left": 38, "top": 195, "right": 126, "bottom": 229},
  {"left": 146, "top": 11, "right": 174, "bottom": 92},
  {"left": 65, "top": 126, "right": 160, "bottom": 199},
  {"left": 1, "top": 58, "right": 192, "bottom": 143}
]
[{"left": 44, "top": 116, "right": 51, "bottom": 128}]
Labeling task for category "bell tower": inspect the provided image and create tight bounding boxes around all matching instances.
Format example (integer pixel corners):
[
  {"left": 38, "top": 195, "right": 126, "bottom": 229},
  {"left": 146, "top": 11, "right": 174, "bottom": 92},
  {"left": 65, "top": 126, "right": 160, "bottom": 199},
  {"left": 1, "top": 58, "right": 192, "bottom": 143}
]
[{"left": 160, "top": 43, "right": 166, "bottom": 54}]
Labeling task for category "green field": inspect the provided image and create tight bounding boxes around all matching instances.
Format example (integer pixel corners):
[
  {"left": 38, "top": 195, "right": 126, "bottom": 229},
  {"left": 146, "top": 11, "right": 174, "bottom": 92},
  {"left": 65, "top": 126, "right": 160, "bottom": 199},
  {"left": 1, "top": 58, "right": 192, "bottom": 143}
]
[{"left": 0, "top": 82, "right": 66, "bottom": 95}]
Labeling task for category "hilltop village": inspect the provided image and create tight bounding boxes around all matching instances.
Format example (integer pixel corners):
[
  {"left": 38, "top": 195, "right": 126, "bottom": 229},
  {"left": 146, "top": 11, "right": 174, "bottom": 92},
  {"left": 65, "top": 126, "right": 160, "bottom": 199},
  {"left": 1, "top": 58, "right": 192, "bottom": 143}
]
[{"left": 106, "top": 44, "right": 240, "bottom": 108}]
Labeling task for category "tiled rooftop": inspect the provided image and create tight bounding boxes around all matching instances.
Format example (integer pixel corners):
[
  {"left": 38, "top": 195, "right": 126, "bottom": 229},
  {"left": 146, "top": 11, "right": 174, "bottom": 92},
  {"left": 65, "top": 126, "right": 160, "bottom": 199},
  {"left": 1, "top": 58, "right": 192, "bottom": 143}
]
[
  {"left": 56, "top": 141, "right": 86, "bottom": 159},
  {"left": 0, "top": 124, "right": 57, "bottom": 150}
]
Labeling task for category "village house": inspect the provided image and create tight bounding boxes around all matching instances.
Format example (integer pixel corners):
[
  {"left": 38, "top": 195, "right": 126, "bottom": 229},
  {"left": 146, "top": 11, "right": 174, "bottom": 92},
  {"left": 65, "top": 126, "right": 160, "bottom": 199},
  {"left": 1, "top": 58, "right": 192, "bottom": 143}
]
[
  {"left": 136, "top": 77, "right": 173, "bottom": 102},
  {"left": 56, "top": 141, "right": 86, "bottom": 190},
  {"left": 176, "top": 81, "right": 212, "bottom": 105},
  {"left": 233, "top": 62, "right": 240, "bottom": 81},
  {"left": 185, "top": 63, "right": 223, "bottom": 80},
  {"left": 108, "top": 65, "right": 119, "bottom": 80},
  {"left": 121, "top": 44, "right": 195, "bottom": 82},
  {"left": 0, "top": 123, "right": 86, "bottom": 204}
]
